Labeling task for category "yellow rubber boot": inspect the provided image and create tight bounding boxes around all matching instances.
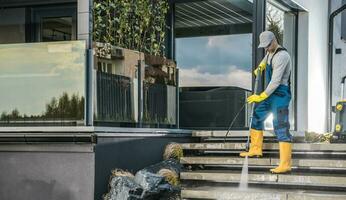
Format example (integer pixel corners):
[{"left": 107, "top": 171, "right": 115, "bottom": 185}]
[
  {"left": 239, "top": 129, "right": 263, "bottom": 158},
  {"left": 270, "top": 142, "right": 292, "bottom": 174}
]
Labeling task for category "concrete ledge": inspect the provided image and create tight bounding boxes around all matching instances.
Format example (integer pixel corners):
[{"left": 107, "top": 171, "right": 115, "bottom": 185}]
[
  {"left": 278, "top": 174, "right": 346, "bottom": 187},
  {"left": 181, "top": 143, "right": 346, "bottom": 151},
  {"left": 192, "top": 130, "right": 275, "bottom": 138},
  {"left": 181, "top": 171, "right": 278, "bottom": 183},
  {"left": 288, "top": 192, "right": 346, "bottom": 200},
  {"left": 181, "top": 142, "right": 246, "bottom": 150},
  {"left": 180, "top": 171, "right": 346, "bottom": 187},
  {"left": 181, "top": 157, "right": 271, "bottom": 166},
  {"left": 181, "top": 156, "right": 346, "bottom": 168},
  {"left": 192, "top": 130, "right": 305, "bottom": 138},
  {"left": 272, "top": 158, "right": 346, "bottom": 168},
  {"left": 182, "top": 188, "right": 286, "bottom": 200},
  {"left": 181, "top": 187, "right": 346, "bottom": 200},
  {"left": 0, "top": 144, "right": 94, "bottom": 152}
]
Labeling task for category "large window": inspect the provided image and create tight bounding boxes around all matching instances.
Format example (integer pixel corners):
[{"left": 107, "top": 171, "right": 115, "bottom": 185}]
[
  {"left": 175, "top": 0, "right": 253, "bottom": 130},
  {"left": 0, "top": 4, "right": 77, "bottom": 44},
  {"left": 264, "top": 0, "right": 298, "bottom": 130}
]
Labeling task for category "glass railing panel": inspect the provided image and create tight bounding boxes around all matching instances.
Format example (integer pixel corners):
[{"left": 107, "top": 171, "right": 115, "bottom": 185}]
[
  {"left": 143, "top": 55, "right": 177, "bottom": 128},
  {"left": 93, "top": 43, "right": 141, "bottom": 127},
  {"left": 0, "top": 41, "right": 86, "bottom": 126},
  {"left": 92, "top": 1, "right": 174, "bottom": 128}
]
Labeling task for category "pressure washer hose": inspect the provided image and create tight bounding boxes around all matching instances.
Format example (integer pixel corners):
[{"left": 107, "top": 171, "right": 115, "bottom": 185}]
[
  {"left": 223, "top": 102, "right": 247, "bottom": 142},
  {"left": 224, "top": 73, "right": 261, "bottom": 152}
]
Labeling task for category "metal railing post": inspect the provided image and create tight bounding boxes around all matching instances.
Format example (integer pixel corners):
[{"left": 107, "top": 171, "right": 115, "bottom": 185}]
[
  {"left": 176, "top": 68, "right": 180, "bottom": 129},
  {"left": 85, "top": 0, "right": 94, "bottom": 126},
  {"left": 138, "top": 60, "right": 143, "bottom": 127}
]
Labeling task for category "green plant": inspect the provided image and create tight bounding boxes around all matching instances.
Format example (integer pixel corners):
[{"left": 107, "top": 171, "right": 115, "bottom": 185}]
[{"left": 93, "top": 0, "right": 169, "bottom": 56}]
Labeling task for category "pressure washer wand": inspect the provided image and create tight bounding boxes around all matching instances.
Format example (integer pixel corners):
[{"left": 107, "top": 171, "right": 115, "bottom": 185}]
[{"left": 246, "top": 72, "right": 261, "bottom": 151}]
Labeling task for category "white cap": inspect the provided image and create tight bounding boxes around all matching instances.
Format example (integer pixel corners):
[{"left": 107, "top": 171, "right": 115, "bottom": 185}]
[{"left": 258, "top": 31, "right": 275, "bottom": 48}]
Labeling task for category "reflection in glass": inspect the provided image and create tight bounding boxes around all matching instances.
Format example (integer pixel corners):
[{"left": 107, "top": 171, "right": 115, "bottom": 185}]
[
  {"left": 0, "top": 41, "right": 86, "bottom": 126},
  {"left": 175, "top": 0, "right": 253, "bottom": 130},
  {"left": 176, "top": 34, "right": 252, "bottom": 90},
  {"left": 93, "top": 43, "right": 177, "bottom": 127},
  {"left": 266, "top": 3, "right": 284, "bottom": 44},
  {"left": 94, "top": 43, "right": 140, "bottom": 125},
  {"left": 143, "top": 55, "right": 177, "bottom": 127}
]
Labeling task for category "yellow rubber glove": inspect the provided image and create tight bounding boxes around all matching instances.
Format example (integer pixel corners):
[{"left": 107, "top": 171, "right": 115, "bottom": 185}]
[
  {"left": 254, "top": 61, "right": 267, "bottom": 77},
  {"left": 247, "top": 92, "right": 268, "bottom": 103}
]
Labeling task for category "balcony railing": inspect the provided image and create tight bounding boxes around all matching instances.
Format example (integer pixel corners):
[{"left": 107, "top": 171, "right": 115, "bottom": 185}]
[
  {"left": 93, "top": 43, "right": 177, "bottom": 128},
  {"left": 95, "top": 71, "right": 134, "bottom": 123}
]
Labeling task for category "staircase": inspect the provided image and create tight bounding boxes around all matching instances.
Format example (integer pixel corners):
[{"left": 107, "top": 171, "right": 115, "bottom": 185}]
[{"left": 179, "top": 131, "right": 346, "bottom": 200}]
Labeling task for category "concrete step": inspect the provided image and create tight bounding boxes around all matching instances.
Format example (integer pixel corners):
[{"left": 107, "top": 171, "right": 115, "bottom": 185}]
[
  {"left": 192, "top": 131, "right": 305, "bottom": 141},
  {"left": 180, "top": 170, "right": 346, "bottom": 188},
  {"left": 181, "top": 142, "right": 346, "bottom": 152},
  {"left": 181, "top": 156, "right": 346, "bottom": 169},
  {"left": 193, "top": 130, "right": 275, "bottom": 138},
  {"left": 199, "top": 150, "right": 346, "bottom": 157},
  {"left": 181, "top": 186, "right": 346, "bottom": 200}
]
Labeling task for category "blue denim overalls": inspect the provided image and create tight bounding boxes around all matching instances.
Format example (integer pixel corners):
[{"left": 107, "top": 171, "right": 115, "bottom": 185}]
[{"left": 251, "top": 48, "right": 292, "bottom": 142}]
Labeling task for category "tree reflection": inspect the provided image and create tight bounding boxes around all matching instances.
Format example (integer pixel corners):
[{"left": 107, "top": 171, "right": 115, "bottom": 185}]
[
  {"left": 266, "top": 4, "right": 284, "bottom": 45},
  {"left": 0, "top": 92, "right": 84, "bottom": 121}
]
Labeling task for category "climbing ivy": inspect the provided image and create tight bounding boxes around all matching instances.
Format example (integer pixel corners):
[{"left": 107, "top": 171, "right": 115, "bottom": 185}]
[{"left": 93, "top": 0, "right": 169, "bottom": 57}]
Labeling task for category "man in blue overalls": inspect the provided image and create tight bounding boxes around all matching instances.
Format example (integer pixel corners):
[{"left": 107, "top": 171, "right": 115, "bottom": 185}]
[{"left": 240, "top": 31, "right": 292, "bottom": 174}]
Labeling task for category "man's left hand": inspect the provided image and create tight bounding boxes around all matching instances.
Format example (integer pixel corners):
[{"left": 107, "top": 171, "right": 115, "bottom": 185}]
[{"left": 247, "top": 92, "right": 268, "bottom": 103}]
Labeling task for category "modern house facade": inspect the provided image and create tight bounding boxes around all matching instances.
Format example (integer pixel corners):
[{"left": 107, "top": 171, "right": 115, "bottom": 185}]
[{"left": 0, "top": 0, "right": 345, "bottom": 199}]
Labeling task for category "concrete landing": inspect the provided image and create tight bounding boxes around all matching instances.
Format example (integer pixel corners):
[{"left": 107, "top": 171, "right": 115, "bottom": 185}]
[
  {"left": 181, "top": 186, "right": 346, "bottom": 200},
  {"left": 180, "top": 170, "right": 346, "bottom": 187},
  {"left": 181, "top": 142, "right": 346, "bottom": 151},
  {"left": 181, "top": 156, "right": 346, "bottom": 168}
]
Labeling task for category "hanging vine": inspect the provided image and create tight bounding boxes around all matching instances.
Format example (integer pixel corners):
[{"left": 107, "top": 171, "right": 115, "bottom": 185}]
[{"left": 93, "top": 0, "right": 169, "bottom": 57}]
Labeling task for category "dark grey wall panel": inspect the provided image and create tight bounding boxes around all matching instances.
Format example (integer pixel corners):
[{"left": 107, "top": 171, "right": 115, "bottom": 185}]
[
  {"left": 94, "top": 135, "right": 194, "bottom": 200},
  {"left": 0, "top": 151, "right": 94, "bottom": 200}
]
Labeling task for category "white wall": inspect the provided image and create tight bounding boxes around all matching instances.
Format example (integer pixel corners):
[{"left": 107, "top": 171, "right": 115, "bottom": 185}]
[
  {"left": 294, "top": 0, "right": 329, "bottom": 133},
  {"left": 296, "top": 11, "right": 309, "bottom": 133},
  {"left": 77, "top": 0, "right": 90, "bottom": 43},
  {"left": 331, "top": 0, "right": 346, "bottom": 131}
]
